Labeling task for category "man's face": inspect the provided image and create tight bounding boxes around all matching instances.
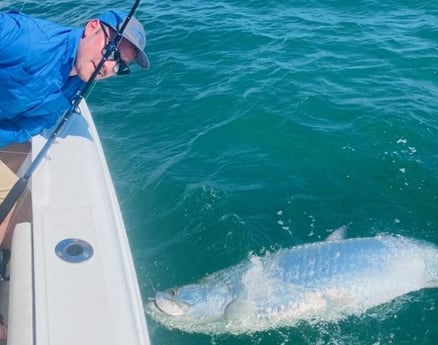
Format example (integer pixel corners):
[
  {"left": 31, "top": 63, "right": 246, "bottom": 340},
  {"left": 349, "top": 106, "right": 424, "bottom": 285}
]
[{"left": 73, "top": 19, "right": 137, "bottom": 81}]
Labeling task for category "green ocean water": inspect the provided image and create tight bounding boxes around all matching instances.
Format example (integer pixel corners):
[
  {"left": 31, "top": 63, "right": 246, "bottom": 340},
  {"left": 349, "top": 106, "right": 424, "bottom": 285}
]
[{"left": 3, "top": 0, "right": 438, "bottom": 344}]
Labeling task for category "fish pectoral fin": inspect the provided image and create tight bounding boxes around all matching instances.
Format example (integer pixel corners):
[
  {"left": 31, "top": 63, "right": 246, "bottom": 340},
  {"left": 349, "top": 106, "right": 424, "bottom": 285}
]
[{"left": 224, "top": 298, "right": 254, "bottom": 321}]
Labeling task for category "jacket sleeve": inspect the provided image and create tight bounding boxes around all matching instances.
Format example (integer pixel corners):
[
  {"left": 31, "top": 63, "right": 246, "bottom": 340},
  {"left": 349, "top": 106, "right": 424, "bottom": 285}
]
[
  {"left": 0, "top": 12, "right": 28, "bottom": 62},
  {"left": 0, "top": 116, "right": 51, "bottom": 148}
]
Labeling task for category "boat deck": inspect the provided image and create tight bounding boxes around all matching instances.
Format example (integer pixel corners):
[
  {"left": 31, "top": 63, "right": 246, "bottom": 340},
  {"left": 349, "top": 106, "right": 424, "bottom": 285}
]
[
  {"left": 0, "top": 142, "right": 32, "bottom": 344},
  {"left": 0, "top": 143, "right": 32, "bottom": 247}
]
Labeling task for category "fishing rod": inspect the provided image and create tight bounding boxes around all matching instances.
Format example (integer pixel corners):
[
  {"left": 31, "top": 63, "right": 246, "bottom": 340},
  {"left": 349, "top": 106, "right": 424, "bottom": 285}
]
[{"left": 0, "top": 0, "right": 141, "bottom": 225}]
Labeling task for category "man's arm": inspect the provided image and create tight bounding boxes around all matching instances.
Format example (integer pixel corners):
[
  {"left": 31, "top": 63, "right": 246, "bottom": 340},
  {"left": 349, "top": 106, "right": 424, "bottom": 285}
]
[
  {"left": 0, "top": 116, "right": 51, "bottom": 148},
  {"left": 0, "top": 11, "right": 29, "bottom": 62}
]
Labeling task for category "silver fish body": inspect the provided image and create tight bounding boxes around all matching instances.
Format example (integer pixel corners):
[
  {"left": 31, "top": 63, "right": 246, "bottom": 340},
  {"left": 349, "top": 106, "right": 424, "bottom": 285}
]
[{"left": 146, "top": 235, "right": 438, "bottom": 334}]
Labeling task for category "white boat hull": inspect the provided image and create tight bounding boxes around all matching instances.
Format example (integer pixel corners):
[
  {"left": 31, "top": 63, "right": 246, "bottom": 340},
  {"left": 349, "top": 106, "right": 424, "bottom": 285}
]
[{"left": 3, "top": 101, "right": 150, "bottom": 345}]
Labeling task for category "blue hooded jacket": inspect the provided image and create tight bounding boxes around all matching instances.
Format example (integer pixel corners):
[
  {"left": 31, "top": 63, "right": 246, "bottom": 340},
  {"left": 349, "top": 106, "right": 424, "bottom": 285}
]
[{"left": 0, "top": 11, "right": 86, "bottom": 147}]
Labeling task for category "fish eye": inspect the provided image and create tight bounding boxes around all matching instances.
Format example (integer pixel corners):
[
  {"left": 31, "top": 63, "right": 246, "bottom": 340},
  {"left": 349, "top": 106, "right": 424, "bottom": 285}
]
[{"left": 169, "top": 289, "right": 177, "bottom": 297}]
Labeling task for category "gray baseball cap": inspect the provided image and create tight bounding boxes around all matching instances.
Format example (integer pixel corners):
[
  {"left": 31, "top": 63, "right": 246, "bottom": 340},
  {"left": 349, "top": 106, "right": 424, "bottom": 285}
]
[{"left": 98, "top": 10, "right": 150, "bottom": 69}]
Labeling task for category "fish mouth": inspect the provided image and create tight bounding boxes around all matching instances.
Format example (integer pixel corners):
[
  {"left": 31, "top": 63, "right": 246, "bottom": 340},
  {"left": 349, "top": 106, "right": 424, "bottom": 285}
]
[
  {"left": 152, "top": 299, "right": 169, "bottom": 314},
  {"left": 149, "top": 294, "right": 189, "bottom": 316},
  {"left": 146, "top": 297, "right": 169, "bottom": 315}
]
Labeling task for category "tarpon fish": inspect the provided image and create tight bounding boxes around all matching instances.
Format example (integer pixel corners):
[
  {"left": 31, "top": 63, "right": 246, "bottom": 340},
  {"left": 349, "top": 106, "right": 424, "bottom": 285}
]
[{"left": 146, "top": 233, "right": 438, "bottom": 334}]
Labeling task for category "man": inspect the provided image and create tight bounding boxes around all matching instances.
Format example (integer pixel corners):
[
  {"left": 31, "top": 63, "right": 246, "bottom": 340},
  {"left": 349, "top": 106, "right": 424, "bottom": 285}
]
[{"left": 0, "top": 9, "right": 150, "bottom": 148}]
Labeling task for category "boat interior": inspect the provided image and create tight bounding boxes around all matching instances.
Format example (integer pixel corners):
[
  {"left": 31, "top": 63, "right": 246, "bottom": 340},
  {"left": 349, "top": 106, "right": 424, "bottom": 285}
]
[{"left": 0, "top": 142, "right": 33, "bottom": 344}]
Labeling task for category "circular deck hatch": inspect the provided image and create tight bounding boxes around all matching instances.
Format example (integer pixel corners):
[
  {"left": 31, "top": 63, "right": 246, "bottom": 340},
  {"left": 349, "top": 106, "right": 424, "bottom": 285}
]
[{"left": 55, "top": 238, "right": 94, "bottom": 263}]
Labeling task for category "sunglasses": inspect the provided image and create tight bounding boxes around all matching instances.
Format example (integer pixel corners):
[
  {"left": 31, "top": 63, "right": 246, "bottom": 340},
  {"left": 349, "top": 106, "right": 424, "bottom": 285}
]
[{"left": 100, "top": 24, "right": 130, "bottom": 75}]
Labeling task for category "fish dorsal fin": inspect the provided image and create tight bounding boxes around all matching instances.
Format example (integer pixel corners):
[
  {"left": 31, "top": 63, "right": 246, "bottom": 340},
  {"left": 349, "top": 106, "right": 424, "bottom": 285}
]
[{"left": 326, "top": 224, "right": 349, "bottom": 241}]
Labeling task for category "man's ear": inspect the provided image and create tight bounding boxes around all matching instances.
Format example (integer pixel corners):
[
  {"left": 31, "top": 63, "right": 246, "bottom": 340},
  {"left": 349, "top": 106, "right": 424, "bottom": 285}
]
[{"left": 83, "top": 19, "right": 100, "bottom": 37}]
